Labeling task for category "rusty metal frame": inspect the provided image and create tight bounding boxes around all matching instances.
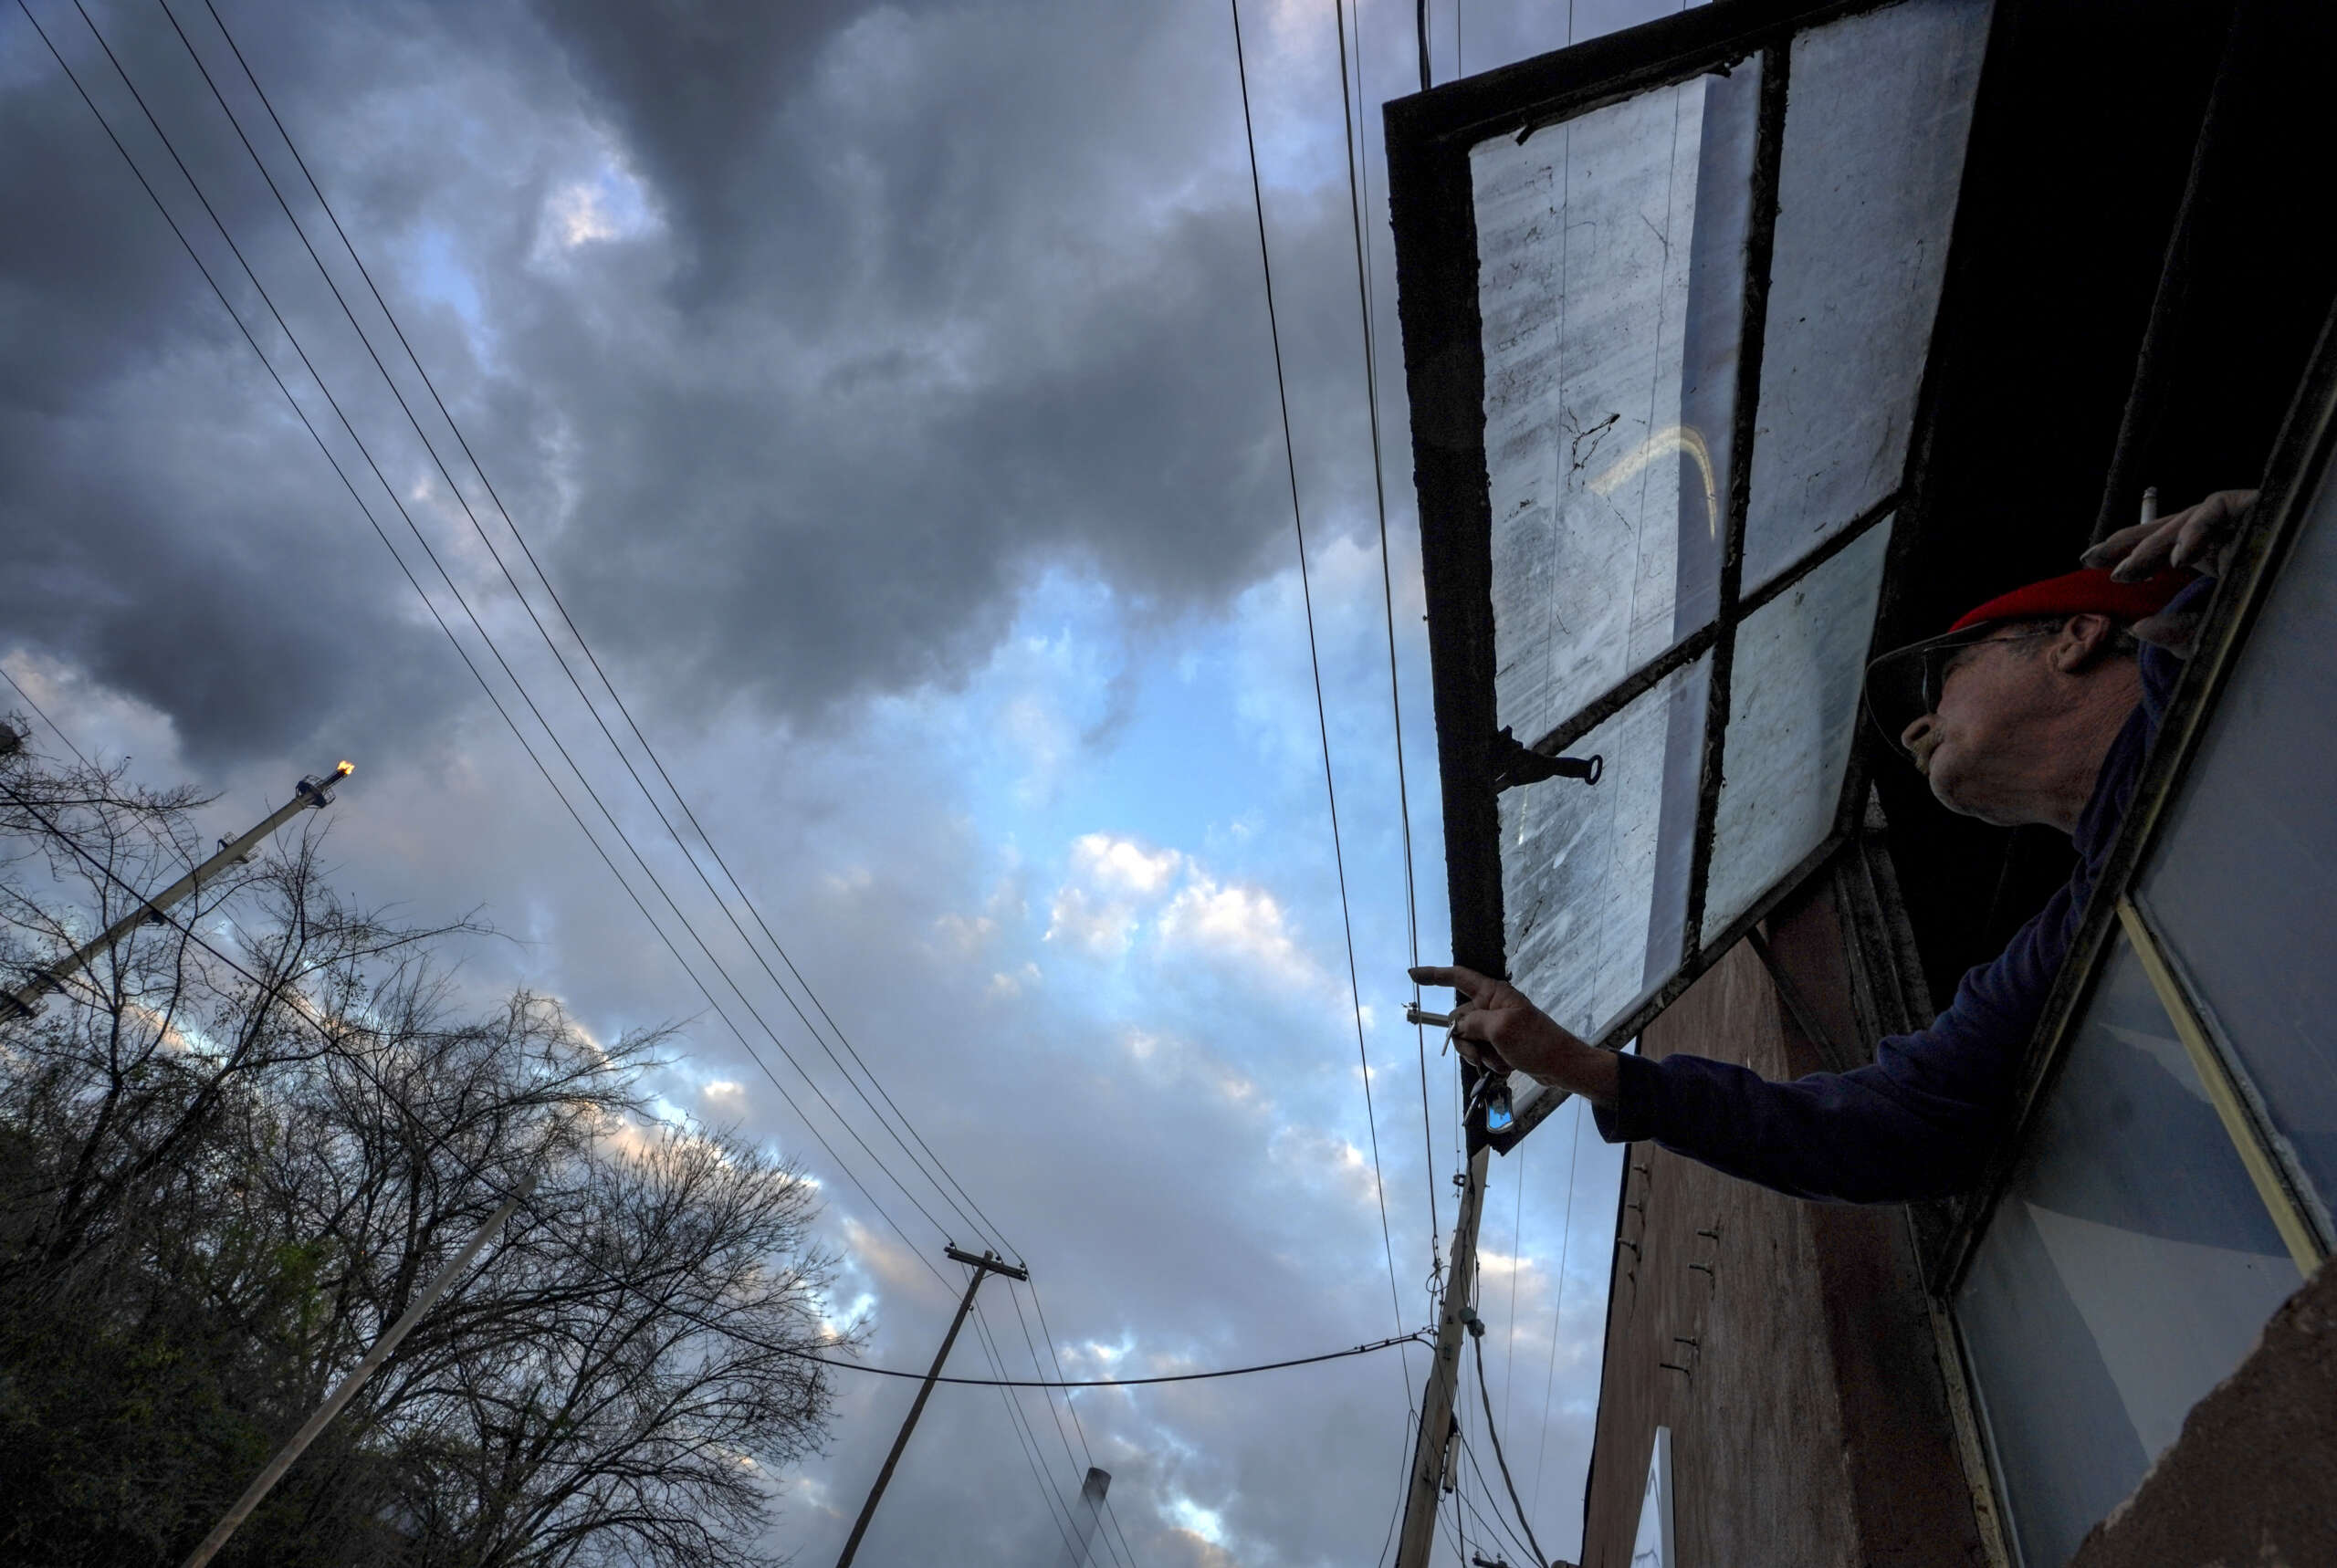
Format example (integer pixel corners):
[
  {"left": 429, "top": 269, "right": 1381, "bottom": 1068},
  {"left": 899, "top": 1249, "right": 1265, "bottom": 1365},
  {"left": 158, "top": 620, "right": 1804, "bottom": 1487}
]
[{"left": 1385, "top": 0, "right": 1991, "bottom": 1149}]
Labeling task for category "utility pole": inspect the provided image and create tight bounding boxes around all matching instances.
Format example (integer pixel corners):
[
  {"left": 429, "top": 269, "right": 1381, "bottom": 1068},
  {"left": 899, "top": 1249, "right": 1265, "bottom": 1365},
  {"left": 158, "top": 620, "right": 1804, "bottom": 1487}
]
[
  {"left": 4, "top": 760, "right": 354, "bottom": 1019},
  {"left": 180, "top": 1171, "right": 534, "bottom": 1568},
  {"left": 834, "top": 1244, "right": 1030, "bottom": 1568},
  {"left": 1060, "top": 1466, "right": 1112, "bottom": 1568},
  {"left": 1396, "top": 1142, "right": 1493, "bottom": 1568}
]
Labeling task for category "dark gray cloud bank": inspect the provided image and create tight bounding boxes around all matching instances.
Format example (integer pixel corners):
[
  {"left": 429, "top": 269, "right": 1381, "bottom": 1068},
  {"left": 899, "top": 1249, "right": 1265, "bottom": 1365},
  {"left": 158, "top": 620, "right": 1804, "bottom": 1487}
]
[
  {"left": 5, "top": 0, "right": 1388, "bottom": 762},
  {"left": 3, "top": 0, "right": 1654, "bottom": 1562}
]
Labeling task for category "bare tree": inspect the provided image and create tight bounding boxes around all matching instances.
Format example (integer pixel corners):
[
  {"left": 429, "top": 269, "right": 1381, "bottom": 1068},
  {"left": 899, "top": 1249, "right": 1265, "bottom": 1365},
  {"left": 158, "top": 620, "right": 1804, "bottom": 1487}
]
[{"left": 0, "top": 731, "right": 845, "bottom": 1567}]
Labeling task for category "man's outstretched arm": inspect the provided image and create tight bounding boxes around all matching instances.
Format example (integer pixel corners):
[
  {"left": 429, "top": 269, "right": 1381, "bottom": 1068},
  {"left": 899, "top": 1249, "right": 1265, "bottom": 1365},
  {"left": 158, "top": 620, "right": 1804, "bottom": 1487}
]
[{"left": 1412, "top": 901, "right": 2065, "bottom": 1206}]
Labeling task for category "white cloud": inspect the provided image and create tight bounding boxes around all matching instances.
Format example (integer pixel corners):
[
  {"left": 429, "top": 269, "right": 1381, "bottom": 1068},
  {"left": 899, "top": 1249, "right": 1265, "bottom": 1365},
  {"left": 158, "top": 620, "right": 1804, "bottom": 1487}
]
[
  {"left": 1043, "top": 833, "right": 1181, "bottom": 957},
  {"left": 1068, "top": 832, "right": 1180, "bottom": 894},
  {"left": 1043, "top": 883, "right": 1137, "bottom": 957},
  {"left": 930, "top": 910, "right": 996, "bottom": 960},
  {"left": 540, "top": 160, "right": 655, "bottom": 253},
  {"left": 1165, "top": 1496, "right": 1229, "bottom": 1550},
  {"left": 986, "top": 962, "right": 1041, "bottom": 1000},
  {"left": 552, "top": 183, "right": 621, "bottom": 246},
  {"left": 1157, "top": 873, "right": 1300, "bottom": 969}
]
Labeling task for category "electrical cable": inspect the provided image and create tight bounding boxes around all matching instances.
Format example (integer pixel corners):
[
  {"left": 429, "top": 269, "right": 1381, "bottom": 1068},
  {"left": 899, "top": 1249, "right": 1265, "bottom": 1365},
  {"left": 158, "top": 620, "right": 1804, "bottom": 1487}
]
[
  {"left": 1332, "top": 0, "right": 1442, "bottom": 1281},
  {"left": 1527, "top": 1098, "right": 1586, "bottom": 1521},
  {"left": 1022, "top": 1279, "right": 1145, "bottom": 1567},
  {"left": 804, "top": 1328, "right": 1429, "bottom": 1388},
  {"left": 1503, "top": 1142, "right": 1525, "bottom": 1435},
  {"left": 1442, "top": 1456, "right": 1472, "bottom": 1568},
  {"left": 999, "top": 1284, "right": 1132, "bottom": 1568},
  {"left": 969, "top": 1298, "right": 1090, "bottom": 1562},
  {"left": 1371, "top": 1405, "right": 1419, "bottom": 1568},
  {"left": 1455, "top": 1423, "right": 1537, "bottom": 1568},
  {"left": 156, "top": 0, "right": 1014, "bottom": 1268},
  {"left": 1472, "top": 1329, "right": 1549, "bottom": 1568},
  {"left": 0, "top": 665, "right": 96, "bottom": 771},
  {"left": 21, "top": 0, "right": 966, "bottom": 1302},
  {"left": 1005, "top": 1281, "right": 1093, "bottom": 1483},
  {"left": 1226, "top": 0, "right": 1414, "bottom": 1419}
]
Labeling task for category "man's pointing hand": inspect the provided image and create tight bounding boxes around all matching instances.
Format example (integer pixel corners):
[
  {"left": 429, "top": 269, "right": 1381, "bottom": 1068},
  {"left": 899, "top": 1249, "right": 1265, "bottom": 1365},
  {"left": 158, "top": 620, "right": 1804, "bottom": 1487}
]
[{"left": 1409, "top": 964, "right": 1621, "bottom": 1107}]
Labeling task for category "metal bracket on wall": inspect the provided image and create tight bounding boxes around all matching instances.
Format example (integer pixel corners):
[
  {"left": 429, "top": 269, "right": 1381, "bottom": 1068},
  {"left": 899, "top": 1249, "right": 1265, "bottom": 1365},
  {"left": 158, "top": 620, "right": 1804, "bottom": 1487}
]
[{"left": 1490, "top": 726, "right": 1602, "bottom": 791}]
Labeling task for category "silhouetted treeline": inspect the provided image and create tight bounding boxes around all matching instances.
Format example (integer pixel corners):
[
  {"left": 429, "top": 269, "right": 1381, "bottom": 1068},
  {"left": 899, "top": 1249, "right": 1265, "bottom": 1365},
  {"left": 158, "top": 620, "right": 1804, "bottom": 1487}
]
[{"left": 0, "top": 731, "right": 845, "bottom": 1567}]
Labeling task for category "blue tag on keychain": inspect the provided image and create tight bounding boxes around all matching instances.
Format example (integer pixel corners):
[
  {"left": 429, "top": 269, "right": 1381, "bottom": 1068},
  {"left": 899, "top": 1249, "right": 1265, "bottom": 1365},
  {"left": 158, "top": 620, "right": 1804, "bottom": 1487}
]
[{"left": 1474, "top": 1073, "right": 1514, "bottom": 1134}]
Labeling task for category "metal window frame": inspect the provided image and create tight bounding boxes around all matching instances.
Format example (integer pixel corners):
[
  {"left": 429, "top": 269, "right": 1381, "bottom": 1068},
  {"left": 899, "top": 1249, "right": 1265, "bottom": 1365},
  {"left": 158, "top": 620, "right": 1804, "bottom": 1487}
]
[
  {"left": 1931, "top": 298, "right": 2337, "bottom": 1298},
  {"left": 2116, "top": 900, "right": 2324, "bottom": 1274},
  {"left": 1386, "top": 0, "right": 1994, "bottom": 1147}
]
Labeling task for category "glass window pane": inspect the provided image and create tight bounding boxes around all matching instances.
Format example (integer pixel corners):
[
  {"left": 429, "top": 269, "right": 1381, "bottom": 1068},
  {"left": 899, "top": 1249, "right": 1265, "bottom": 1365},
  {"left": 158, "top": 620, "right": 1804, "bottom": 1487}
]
[
  {"left": 2137, "top": 463, "right": 2337, "bottom": 1241},
  {"left": 1741, "top": 0, "right": 1990, "bottom": 592},
  {"left": 1955, "top": 936, "right": 2301, "bottom": 1568},
  {"left": 1631, "top": 1426, "right": 1675, "bottom": 1567},
  {"left": 1700, "top": 520, "right": 1892, "bottom": 943},
  {"left": 1501, "top": 654, "right": 1710, "bottom": 1045},
  {"left": 1474, "top": 64, "right": 1759, "bottom": 746}
]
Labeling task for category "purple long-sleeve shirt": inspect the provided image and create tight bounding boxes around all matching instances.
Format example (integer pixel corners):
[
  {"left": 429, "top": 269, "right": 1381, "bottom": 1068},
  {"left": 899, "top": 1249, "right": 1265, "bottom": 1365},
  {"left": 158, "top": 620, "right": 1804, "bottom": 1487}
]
[{"left": 1590, "top": 584, "right": 2204, "bottom": 1203}]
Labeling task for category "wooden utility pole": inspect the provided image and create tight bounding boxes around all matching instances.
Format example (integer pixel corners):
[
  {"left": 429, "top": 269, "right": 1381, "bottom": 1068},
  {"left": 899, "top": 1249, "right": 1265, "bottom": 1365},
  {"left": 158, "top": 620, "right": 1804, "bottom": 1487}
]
[
  {"left": 834, "top": 1245, "right": 1029, "bottom": 1568},
  {"left": 180, "top": 1172, "right": 533, "bottom": 1568},
  {"left": 4, "top": 760, "right": 353, "bottom": 1019},
  {"left": 1395, "top": 1143, "right": 1492, "bottom": 1568}
]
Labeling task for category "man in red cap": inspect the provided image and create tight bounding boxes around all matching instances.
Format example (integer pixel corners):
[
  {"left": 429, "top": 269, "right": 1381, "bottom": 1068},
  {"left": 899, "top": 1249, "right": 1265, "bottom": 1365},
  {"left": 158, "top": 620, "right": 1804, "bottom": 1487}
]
[{"left": 1411, "top": 490, "right": 2255, "bottom": 1202}]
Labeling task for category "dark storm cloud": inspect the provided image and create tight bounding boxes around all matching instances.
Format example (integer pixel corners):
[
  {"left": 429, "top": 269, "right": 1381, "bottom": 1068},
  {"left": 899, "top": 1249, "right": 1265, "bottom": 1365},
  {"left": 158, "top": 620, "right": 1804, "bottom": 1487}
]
[{"left": 3, "top": 0, "right": 1382, "bottom": 758}]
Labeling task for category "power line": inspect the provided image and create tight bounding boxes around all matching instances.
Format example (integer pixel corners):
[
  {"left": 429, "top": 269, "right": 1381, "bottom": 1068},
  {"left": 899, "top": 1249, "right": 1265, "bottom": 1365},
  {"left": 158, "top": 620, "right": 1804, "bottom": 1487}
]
[
  {"left": 1333, "top": 0, "right": 1442, "bottom": 1280},
  {"left": 1503, "top": 1142, "right": 1525, "bottom": 1434},
  {"left": 969, "top": 1291, "right": 1091, "bottom": 1562},
  {"left": 19, "top": 0, "right": 967, "bottom": 1301},
  {"left": 1472, "top": 1329, "right": 1549, "bottom": 1567},
  {"left": 810, "top": 1327, "right": 1428, "bottom": 1389},
  {"left": 1372, "top": 1406, "right": 1420, "bottom": 1568},
  {"left": 0, "top": 664, "right": 95, "bottom": 771},
  {"left": 1527, "top": 1100, "right": 1587, "bottom": 1521},
  {"left": 159, "top": 0, "right": 1014, "bottom": 1268},
  {"left": 999, "top": 1284, "right": 1134, "bottom": 1568},
  {"left": 1454, "top": 1416, "right": 1538, "bottom": 1568},
  {"left": 1022, "top": 1278, "right": 1145, "bottom": 1568},
  {"left": 1225, "top": 0, "right": 1414, "bottom": 1418}
]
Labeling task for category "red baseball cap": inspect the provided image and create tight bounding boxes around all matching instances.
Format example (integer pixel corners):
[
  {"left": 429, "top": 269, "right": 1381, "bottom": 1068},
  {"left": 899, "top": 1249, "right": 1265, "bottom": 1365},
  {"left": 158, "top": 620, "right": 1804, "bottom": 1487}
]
[
  {"left": 1865, "top": 567, "right": 2195, "bottom": 755},
  {"left": 1947, "top": 567, "right": 2192, "bottom": 634}
]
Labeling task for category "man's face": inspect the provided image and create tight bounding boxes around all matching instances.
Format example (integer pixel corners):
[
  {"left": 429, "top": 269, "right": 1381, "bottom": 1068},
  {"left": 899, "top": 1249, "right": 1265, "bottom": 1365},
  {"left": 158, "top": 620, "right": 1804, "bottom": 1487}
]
[{"left": 1899, "top": 626, "right": 2061, "bottom": 824}]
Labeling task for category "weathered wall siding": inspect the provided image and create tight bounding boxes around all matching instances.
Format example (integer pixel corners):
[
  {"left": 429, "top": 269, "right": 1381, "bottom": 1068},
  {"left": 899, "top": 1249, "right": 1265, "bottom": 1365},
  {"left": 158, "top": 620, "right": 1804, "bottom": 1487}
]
[
  {"left": 1775, "top": 881, "right": 1990, "bottom": 1568},
  {"left": 2070, "top": 1259, "right": 2337, "bottom": 1568},
  {"left": 1582, "top": 938, "right": 1861, "bottom": 1567},
  {"left": 1579, "top": 883, "right": 1987, "bottom": 1567},
  {"left": 1806, "top": 1200, "right": 1988, "bottom": 1568}
]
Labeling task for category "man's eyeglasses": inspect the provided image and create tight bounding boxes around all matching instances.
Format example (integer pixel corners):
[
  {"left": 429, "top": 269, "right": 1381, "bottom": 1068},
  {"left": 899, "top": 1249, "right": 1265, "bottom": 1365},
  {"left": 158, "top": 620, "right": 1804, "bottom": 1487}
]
[{"left": 1864, "top": 626, "right": 2057, "bottom": 756}]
